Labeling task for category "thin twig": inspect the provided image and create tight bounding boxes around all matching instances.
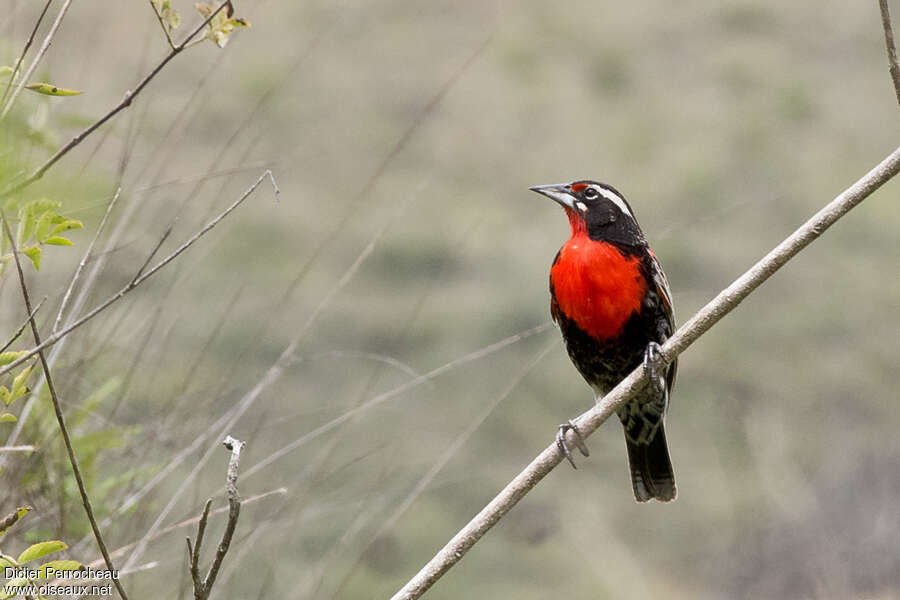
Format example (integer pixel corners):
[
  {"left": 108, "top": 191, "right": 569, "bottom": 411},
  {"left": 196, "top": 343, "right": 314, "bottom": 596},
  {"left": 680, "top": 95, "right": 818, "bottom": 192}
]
[
  {"left": 0, "top": 0, "right": 232, "bottom": 198},
  {"left": 0, "top": 0, "right": 54, "bottom": 109},
  {"left": 187, "top": 436, "right": 244, "bottom": 600},
  {"left": 0, "top": 211, "right": 129, "bottom": 600},
  {"left": 332, "top": 340, "right": 557, "bottom": 598},
  {"left": 390, "top": 143, "right": 900, "bottom": 600},
  {"left": 148, "top": 0, "right": 177, "bottom": 49},
  {"left": 880, "top": 0, "right": 900, "bottom": 107},
  {"left": 130, "top": 224, "right": 172, "bottom": 284},
  {"left": 78, "top": 488, "right": 286, "bottom": 564},
  {"left": 0, "top": 296, "right": 45, "bottom": 354},
  {"left": 240, "top": 322, "right": 554, "bottom": 483},
  {"left": 0, "top": 445, "right": 38, "bottom": 453},
  {"left": 0, "top": 170, "right": 279, "bottom": 380},
  {"left": 0, "top": 0, "right": 73, "bottom": 120},
  {"left": 54, "top": 188, "right": 121, "bottom": 333}
]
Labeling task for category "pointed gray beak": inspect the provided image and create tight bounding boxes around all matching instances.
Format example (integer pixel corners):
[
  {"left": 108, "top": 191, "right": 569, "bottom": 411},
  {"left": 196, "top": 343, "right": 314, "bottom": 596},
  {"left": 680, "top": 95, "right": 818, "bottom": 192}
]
[{"left": 529, "top": 183, "right": 575, "bottom": 210}]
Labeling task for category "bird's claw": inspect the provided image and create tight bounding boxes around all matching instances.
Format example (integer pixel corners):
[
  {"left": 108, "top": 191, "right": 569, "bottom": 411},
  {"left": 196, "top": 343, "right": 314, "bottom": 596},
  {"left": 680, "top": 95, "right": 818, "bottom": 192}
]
[
  {"left": 556, "top": 419, "right": 589, "bottom": 469},
  {"left": 643, "top": 342, "right": 666, "bottom": 397}
]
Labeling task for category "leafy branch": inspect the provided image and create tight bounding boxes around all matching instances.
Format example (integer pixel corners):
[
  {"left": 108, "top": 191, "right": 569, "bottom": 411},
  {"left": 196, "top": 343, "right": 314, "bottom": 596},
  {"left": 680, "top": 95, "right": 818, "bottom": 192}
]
[{"left": 0, "top": 0, "right": 244, "bottom": 200}]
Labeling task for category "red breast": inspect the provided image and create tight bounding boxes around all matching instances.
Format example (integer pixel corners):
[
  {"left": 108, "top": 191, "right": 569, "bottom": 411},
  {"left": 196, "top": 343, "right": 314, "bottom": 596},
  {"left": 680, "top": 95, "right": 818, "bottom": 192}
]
[{"left": 551, "top": 230, "right": 646, "bottom": 342}]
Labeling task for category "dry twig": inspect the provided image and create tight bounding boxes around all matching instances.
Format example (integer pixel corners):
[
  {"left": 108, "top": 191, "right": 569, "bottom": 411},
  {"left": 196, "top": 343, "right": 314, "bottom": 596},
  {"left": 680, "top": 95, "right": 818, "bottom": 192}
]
[
  {"left": 186, "top": 436, "right": 245, "bottom": 600},
  {"left": 879, "top": 0, "right": 900, "bottom": 107}
]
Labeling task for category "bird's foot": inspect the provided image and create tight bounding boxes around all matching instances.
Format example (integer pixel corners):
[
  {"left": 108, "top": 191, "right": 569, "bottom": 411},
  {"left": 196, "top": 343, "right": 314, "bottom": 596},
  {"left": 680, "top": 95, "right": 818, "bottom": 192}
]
[
  {"left": 556, "top": 419, "right": 590, "bottom": 469},
  {"left": 643, "top": 342, "right": 666, "bottom": 397}
]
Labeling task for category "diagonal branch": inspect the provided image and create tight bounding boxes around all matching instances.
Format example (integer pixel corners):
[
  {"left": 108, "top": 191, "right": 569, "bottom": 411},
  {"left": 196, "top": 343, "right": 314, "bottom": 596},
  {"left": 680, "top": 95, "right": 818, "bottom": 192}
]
[
  {"left": 53, "top": 187, "right": 121, "bottom": 333},
  {"left": 879, "top": 0, "right": 900, "bottom": 107},
  {"left": 390, "top": 144, "right": 900, "bottom": 600}
]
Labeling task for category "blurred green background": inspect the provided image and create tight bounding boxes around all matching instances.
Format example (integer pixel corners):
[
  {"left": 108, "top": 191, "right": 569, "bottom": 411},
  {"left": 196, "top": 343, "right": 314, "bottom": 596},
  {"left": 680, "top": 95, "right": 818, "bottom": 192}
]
[{"left": 2, "top": 0, "right": 900, "bottom": 598}]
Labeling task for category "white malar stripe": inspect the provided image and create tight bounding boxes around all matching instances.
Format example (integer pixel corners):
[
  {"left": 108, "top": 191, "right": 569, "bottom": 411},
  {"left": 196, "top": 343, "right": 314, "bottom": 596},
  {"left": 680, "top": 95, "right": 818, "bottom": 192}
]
[{"left": 591, "top": 185, "right": 633, "bottom": 218}]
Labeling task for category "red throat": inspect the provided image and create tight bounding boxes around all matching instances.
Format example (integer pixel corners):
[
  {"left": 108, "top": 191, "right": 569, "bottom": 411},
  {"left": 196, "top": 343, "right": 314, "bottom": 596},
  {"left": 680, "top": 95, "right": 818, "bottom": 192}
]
[{"left": 551, "top": 232, "right": 645, "bottom": 341}]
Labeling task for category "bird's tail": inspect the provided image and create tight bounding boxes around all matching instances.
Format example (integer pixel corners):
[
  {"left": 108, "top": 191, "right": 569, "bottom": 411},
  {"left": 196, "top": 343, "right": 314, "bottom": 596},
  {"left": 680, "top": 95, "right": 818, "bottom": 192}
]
[{"left": 624, "top": 424, "right": 676, "bottom": 502}]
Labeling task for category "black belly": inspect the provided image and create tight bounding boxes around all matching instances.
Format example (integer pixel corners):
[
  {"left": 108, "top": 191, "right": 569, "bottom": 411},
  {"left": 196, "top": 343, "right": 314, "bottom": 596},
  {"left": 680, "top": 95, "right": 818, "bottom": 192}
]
[{"left": 554, "top": 309, "right": 651, "bottom": 395}]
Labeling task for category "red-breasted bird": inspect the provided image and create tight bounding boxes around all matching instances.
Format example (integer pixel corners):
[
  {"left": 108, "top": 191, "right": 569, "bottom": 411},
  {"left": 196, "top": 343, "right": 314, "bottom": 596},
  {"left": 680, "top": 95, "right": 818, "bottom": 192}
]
[{"left": 531, "top": 180, "right": 677, "bottom": 502}]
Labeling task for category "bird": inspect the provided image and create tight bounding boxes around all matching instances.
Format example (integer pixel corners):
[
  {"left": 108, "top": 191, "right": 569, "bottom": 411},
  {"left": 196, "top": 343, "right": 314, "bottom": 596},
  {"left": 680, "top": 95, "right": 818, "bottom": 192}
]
[{"left": 530, "top": 180, "right": 677, "bottom": 502}]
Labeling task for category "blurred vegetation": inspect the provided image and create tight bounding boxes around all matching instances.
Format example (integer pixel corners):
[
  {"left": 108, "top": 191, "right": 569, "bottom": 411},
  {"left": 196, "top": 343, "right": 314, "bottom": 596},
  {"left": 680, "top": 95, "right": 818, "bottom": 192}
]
[{"left": 1, "top": 1, "right": 900, "bottom": 599}]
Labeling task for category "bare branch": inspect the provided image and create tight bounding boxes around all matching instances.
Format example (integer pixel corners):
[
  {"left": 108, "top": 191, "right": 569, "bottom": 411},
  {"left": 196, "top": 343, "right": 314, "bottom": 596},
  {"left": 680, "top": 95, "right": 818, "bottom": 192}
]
[
  {"left": 0, "top": 211, "right": 129, "bottom": 600},
  {"left": 0, "top": 170, "right": 279, "bottom": 380},
  {"left": 187, "top": 436, "right": 245, "bottom": 600},
  {"left": 390, "top": 143, "right": 900, "bottom": 600},
  {"left": 880, "top": 0, "right": 900, "bottom": 107},
  {"left": 239, "top": 322, "right": 554, "bottom": 483},
  {"left": 53, "top": 187, "right": 121, "bottom": 333},
  {"left": 0, "top": 296, "right": 45, "bottom": 354},
  {"left": 0, "top": 0, "right": 75, "bottom": 120},
  {"left": 332, "top": 341, "right": 557, "bottom": 598},
  {"left": 148, "top": 0, "right": 177, "bottom": 50}
]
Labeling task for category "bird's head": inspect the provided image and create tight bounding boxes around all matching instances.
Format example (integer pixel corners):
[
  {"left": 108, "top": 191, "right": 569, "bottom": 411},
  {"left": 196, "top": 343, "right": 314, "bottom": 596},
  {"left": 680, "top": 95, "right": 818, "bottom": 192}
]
[{"left": 530, "top": 180, "right": 646, "bottom": 247}]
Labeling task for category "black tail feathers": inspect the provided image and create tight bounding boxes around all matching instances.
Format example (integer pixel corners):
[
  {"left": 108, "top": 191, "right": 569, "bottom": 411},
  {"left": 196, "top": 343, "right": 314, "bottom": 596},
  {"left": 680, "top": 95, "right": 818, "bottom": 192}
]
[{"left": 624, "top": 424, "right": 676, "bottom": 502}]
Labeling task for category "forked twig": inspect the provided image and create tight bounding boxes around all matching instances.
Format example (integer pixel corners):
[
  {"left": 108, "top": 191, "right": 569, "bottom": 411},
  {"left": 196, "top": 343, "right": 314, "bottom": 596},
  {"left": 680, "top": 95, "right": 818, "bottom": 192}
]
[{"left": 186, "top": 436, "right": 245, "bottom": 600}]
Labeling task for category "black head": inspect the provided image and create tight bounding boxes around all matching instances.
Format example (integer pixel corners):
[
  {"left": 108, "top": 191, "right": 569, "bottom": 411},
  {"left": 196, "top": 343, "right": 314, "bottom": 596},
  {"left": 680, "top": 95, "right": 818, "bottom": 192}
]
[{"left": 529, "top": 180, "right": 646, "bottom": 248}]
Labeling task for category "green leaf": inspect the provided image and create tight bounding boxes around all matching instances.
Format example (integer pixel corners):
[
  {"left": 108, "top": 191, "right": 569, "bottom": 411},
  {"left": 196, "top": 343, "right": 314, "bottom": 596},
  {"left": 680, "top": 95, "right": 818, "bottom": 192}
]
[
  {"left": 0, "top": 387, "right": 9, "bottom": 406},
  {"left": 36, "top": 560, "right": 82, "bottom": 579},
  {"left": 0, "top": 413, "right": 16, "bottom": 423},
  {"left": 0, "top": 351, "right": 27, "bottom": 366},
  {"left": 0, "top": 66, "right": 14, "bottom": 79},
  {"left": 34, "top": 211, "right": 53, "bottom": 243},
  {"left": 0, "top": 557, "right": 12, "bottom": 569},
  {"left": 1, "top": 578, "right": 28, "bottom": 599},
  {"left": 42, "top": 236, "right": 73, "bottom": 246},
  {"left": 50, "top": 219, "right": 82, "bottom": 235},
  {"left": 0, "top": 506, "right": 31, "bottom": 537},
  {"left": 22, "top": 245, "right": 41, "bottom": 270},
  {"left": 24, "top": 83, "right": 81, "bottom": 96},
  {"left": 16, "top": 206, "right": 35, "bottom": 246},
  {"left": 12, "top": 364, "right": 32, "bottom": 395},
  {"left": 17, "top": 540, "right": 66, "bottom": 564}
]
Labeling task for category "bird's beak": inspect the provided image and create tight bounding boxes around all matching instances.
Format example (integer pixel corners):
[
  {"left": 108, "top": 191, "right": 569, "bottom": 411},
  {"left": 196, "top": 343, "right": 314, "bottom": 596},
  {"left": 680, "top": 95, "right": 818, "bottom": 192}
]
[{"left": 529, "top": 183, "right": 575, "bottom": 210}]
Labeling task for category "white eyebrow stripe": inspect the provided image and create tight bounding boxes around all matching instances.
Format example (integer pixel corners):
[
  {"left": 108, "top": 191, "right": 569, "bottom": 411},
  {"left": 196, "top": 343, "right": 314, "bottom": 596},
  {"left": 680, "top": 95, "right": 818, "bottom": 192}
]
[{"left": 591, "top": 186, "right": 633, "bottom": 218}]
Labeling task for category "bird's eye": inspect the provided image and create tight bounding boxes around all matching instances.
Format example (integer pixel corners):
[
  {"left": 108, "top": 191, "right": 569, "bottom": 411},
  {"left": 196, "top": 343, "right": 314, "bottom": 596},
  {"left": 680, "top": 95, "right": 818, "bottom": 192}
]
[{"left": 583, "top": 187, "right": 599, "bottom": 200}]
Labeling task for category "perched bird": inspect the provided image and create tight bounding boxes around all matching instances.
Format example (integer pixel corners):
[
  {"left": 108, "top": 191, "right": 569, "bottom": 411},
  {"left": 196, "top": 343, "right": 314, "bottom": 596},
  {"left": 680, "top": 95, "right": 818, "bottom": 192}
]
[{"left": 530, "top": 180, "right": 677, "bottom": 502}]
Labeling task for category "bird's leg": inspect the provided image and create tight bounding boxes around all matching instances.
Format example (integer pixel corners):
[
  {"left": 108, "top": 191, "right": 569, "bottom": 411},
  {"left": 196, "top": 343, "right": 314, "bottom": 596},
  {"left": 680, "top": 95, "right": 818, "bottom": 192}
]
[
  {"left": 643, "top": 341, "right": 666, "bottom": 398},
  {"left": 556, "top": 419, "right": 590, "bottom": 469}
]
